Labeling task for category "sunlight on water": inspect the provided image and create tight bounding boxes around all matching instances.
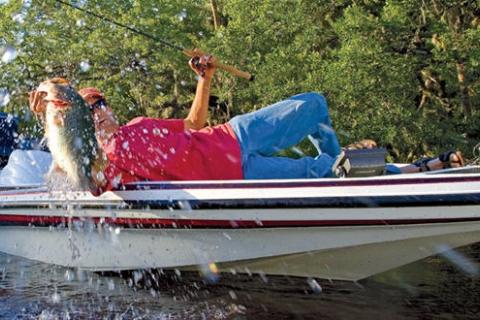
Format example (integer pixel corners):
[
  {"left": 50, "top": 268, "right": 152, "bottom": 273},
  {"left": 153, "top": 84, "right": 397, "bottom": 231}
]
[{"left": 0, "top": 243, "right": 480, "bottom": 319}]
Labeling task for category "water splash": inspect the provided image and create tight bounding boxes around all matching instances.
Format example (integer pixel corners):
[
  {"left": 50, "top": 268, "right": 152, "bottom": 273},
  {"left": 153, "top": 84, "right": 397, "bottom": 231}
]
[
  {"left": 437, "top": 244, "right": 480, "bottom": 276},
  {"left": 307, "top": 277, "right": 323, "bottom": 293}
]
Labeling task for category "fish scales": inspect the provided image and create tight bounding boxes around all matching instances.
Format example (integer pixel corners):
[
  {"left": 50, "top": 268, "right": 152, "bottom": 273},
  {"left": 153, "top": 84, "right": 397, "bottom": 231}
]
[{"left": 38, "top": 79, "right": 99, "bottom": 192}]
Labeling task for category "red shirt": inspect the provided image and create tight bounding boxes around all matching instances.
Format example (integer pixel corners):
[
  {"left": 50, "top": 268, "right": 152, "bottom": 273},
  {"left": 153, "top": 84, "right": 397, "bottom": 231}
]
[{"left": 102, "top": 117, "right": 243, "bottom": 190}]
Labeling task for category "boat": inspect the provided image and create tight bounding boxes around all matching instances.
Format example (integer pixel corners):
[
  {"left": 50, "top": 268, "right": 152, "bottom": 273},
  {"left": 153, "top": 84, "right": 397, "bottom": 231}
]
[{"left": 1, "top": 166, "right": 480, "bottom": 281}]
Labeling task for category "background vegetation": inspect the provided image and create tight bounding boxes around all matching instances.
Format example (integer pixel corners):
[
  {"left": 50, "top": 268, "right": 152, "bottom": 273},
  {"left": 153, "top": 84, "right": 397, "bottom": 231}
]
[{"left": 0, "top": 0, "right": 479, "bottom": 162}]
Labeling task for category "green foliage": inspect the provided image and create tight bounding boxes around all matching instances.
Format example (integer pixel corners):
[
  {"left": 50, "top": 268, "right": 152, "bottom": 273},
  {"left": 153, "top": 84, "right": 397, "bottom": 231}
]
[{"left": 0, "top": 0, "right": 479, "bottom": 161}]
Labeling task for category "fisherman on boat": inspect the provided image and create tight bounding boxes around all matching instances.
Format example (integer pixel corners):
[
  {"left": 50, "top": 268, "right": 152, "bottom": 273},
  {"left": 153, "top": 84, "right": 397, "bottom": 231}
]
[{"left": 27, "top": 53, "right": 464, "bottom": 193}]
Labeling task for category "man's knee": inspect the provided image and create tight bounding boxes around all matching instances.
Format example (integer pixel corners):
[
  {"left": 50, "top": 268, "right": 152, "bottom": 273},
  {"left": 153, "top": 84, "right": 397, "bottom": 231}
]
[{"left": 294, "top": 92, "right": 329, "bottom": 115}]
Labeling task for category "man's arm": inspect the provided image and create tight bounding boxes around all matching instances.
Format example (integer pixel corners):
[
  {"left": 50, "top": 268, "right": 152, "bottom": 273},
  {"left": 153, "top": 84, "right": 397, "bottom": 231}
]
[{"left": 184, "top": 54, "right": 217, "bottom": 130}]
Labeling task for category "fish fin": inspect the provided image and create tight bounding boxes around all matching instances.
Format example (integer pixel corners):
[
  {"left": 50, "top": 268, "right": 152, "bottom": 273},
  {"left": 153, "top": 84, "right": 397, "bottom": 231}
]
[{"left": 53, "top": 113, "right": 65, "bottom": 126}]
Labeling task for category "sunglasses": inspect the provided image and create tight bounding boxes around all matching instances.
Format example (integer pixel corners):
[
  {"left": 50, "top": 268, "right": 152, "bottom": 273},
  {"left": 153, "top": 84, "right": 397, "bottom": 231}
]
[{"left": 89, "top": 98, "right": 108, "bottom": 112}]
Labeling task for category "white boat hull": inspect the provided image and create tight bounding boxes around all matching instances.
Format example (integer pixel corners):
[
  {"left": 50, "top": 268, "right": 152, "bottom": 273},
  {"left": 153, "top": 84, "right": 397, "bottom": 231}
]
[{"left": 1, "top": 168, "right": 480, "bottom": 281}]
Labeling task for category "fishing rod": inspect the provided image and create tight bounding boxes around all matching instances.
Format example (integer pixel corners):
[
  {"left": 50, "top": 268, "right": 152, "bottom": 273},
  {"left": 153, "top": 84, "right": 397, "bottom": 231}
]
[{"left": 54, "top": 0, "right": 253, "bottom": 80}]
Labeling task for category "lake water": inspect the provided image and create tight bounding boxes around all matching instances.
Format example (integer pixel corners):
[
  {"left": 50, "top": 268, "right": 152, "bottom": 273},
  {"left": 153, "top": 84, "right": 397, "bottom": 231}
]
[{"left": 0, "top": 243, "right": 479, "bottom": 319}]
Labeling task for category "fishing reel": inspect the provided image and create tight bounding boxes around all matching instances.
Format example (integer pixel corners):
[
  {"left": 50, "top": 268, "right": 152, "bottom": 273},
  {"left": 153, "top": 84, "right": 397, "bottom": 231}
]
[{"left": 189, "top": 55, "right": 212, "bottom": 78}]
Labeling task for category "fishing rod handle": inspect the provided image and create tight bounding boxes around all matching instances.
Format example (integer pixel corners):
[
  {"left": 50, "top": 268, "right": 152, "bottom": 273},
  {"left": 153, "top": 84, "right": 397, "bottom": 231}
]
[
  {"left": 213, "top": 61, "right": 253, "bottom": 81},
  {"left": 183, "top": 49, "right": 253, "bottom": 81}
]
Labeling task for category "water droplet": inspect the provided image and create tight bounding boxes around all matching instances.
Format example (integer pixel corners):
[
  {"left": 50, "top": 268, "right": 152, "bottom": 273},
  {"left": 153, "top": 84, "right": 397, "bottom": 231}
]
[
  {"left": 112, "top": 174, "right": 122, "bottom": 188},
  {"left": 222, "top": 232, "right": 232, "bottom": 240},
  {"left": 133, "top": 270, "right": 143, "bottom": 284},
  {"left": 122, "top": 141, "right": 129, "bottom": 150},
  {"left": 169, "top": 147, "right": 176, "bottom": 154},
  {"left": 51, "top": 291, "right": 61, "bottom": 303},
  {"left": 290, "top": 146, "right": 305, "bottom": 157},
  {"left": 177, "top": 9, "right": 187, "bottom": 21},
  {"left": 307, "top": 278, "right": 322, "bottom": 293},
  {"left": 209, "top": 263, "right": 218, "bottom": 273},
  {"left": 0, "top": 88, "right": 10, "bottom": 106},
  {"left": 1, "top": 45, "right": 16, "bottom": 63},
  {"left": 64, "top": 269, "right": 75, "bottom": 281},
  {"left": 6, "top": 114, "right": 14, "bottom": 123},
  {"left": 180, "top": 80, "right": 187, "bottom": 86},
  {"left": 259, "top": 271, "right": 268, "bottom": 283},
  {"left": 12, "top": 13, "right": 25, "bottom": 24},
  {"left": 107, "top": 279, "right": 115, "bottom": 290},
  {"left": 74, "top": 137, "right": 83, "bottom": 149},
  {"left": 79, "top": 60, "right": 90, "bottom": 72},
  {"left": 76, "top": 19, "right": 86, "bottom": 27},
  {"left": 149, "top": 288, "right": 157, "bottom": 297},
  {"left": 96, "top": 171, "right": 106, "bottom": 183},
  {"left": 199, "top": 263, "right": 220, "bottom": 283}
]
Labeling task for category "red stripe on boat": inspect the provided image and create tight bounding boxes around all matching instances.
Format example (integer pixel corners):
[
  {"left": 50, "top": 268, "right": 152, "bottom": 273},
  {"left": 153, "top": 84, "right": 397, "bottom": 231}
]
[{"left": 0, "top": 215, "right": 479, "bottom": 228}]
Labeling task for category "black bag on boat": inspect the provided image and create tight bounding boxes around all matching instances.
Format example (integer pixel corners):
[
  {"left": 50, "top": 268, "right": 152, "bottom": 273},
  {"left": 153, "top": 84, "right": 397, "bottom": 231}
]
[{"left": 332, "top": 148, "right": 387, "bottom": 178}]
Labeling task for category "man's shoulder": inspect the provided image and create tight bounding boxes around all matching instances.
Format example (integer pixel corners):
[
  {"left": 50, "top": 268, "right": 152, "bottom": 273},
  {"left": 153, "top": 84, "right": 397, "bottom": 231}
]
[
  {"left": 125, "top": 116, "right": 181, "bottom": 125},
  {"left": 125, "top": 116, "right": 152, "bottom": 126},
  {"left": 122, "top": 117, "right": 185, "bottom": 132}
]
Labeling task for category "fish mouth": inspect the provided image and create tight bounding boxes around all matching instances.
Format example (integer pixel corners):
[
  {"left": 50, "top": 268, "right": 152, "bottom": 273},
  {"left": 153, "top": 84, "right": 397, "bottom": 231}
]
[{"left": 47, "top": 99, "right": 71, "bottom": 109}]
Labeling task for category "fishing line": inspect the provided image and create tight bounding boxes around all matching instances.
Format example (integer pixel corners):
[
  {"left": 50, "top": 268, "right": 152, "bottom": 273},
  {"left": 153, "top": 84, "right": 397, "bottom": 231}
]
[
  {"left": 55, "top": 0, "right": 184, "bottom": 52},
  {"left": 54, "top": 0, "right": 253, "bottom": 80}
]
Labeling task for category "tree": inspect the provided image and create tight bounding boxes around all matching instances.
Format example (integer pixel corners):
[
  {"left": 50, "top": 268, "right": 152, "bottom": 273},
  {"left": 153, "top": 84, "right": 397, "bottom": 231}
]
[{"left": 0, "top": 0, "right": 478, "bottom": 161}]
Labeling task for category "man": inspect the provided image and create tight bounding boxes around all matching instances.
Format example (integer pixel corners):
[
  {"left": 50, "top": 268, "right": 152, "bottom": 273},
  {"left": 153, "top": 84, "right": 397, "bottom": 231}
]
[
  {"left": 30, "top": 53, "right": 464, "bottom": 193},
  {"left": 0, "top": 112, "right": 18, "bottom": 168},
  {"left": 77, "top": 54, "right": 342, "bottom": 192}
]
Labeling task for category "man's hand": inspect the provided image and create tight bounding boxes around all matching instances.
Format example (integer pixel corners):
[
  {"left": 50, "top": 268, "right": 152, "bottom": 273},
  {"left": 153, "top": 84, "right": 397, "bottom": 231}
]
[
  {"left": 184, "top": 51, "right": 216, "bottom": 130},
  {"left": 188, "top": 51, "right": 217, "bottom": 80},
  {"left": 29, "top": 90, "right": 47, "bottom": 114}
]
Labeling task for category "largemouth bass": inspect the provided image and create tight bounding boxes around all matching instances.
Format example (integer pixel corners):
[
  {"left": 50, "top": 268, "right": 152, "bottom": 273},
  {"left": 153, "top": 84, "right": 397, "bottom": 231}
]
[{"left": 36, "top": 78, "right": 101, "bottom": 193}]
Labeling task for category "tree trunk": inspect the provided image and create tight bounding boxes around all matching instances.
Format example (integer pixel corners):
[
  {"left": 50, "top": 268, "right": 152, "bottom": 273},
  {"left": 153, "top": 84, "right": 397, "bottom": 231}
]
[
  {"left": 210, "top": 0, "right": 220, "bottom": 30},
  {"left": 173, "top": 69, "right": 179, "bottom": 103},
  {"left": 456, "top": 62, "right": 471, "bottom": 119}
]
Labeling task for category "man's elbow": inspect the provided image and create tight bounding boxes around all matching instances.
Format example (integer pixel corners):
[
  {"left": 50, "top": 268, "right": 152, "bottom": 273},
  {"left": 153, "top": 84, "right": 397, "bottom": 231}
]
[{"left": 184, "top": 119, "right": 204, "bottom": 130}]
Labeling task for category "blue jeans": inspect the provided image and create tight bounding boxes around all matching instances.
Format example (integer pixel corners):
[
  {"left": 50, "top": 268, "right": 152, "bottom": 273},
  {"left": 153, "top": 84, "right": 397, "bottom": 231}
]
[{"left": 229, "top": 92, "right": 341, "bottom": 179}]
